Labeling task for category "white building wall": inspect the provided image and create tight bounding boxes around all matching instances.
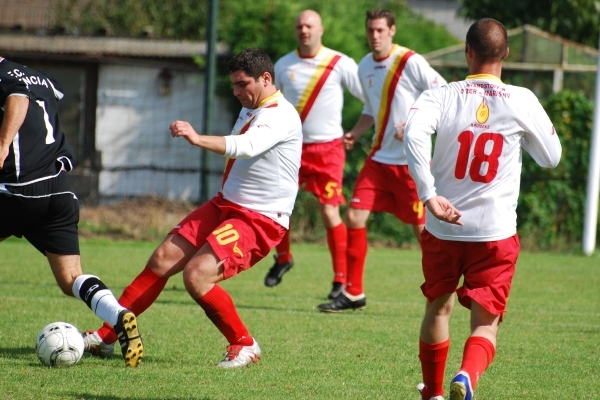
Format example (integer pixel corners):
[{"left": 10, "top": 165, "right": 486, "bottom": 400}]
[
  {"left": 95, "top": 64, "right": 231, "bottom": 201},
  {"left": 407, "top": 0, "right": 473, "bottom": 40}
]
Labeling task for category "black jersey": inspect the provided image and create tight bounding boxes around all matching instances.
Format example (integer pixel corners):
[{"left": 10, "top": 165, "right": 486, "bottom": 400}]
[{"left": 0, "top": 59, "right": 74, "bottom": 184}]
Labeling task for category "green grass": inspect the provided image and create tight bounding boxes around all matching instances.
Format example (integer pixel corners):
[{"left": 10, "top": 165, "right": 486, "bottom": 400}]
[{"left": 0, "top": 237, "right": 598, "bottom": 399}]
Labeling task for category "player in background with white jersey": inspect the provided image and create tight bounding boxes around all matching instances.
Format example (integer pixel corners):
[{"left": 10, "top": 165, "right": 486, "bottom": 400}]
[
  {"left": 82, "top": 48, "right": 302, "bottom": 368},
  {"left": 266, "top": 10, "right": 364, "bottom": 300},
  {"left": 318, "top": 9, "right": 446, "bottom": 312},
  {"left": 0, "top": 56, "right": 143, "bottom": 368},
  {"left": 404, "top": 19, "right": 561, "bottom": 400}
]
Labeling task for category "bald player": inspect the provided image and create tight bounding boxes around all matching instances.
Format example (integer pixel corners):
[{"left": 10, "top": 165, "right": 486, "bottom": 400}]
[
  {"left": 269, "top": 9, "right": 363, "bottom": 300},
  {"left": 404, "top": 18, "right": 561, "bottom": 400}
]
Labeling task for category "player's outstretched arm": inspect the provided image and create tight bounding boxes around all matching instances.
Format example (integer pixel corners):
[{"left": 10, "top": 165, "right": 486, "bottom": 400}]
[
  {"left": 425, "top": 196, "right": 463, "bottom": 226},
  {"left": 0, "top": 95, "right": 29, "bottom": 169},
  {"left": 169, "top": 120, "right": 226, "bottom": 155}
]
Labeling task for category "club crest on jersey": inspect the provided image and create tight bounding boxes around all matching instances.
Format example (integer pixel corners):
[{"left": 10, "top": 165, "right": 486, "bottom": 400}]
[{"left": 476, "top": 98, "right": 489, "bottom": 123}]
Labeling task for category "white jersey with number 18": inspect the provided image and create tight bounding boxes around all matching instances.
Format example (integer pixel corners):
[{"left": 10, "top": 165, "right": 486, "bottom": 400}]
[{"left": 405, "top": 74, "right": 562, "bottom": 242}]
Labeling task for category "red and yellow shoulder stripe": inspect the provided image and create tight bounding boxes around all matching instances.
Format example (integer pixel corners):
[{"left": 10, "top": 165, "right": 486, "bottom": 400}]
[{"left": 370, "top": 46, "right": 415, "bottom": 156}]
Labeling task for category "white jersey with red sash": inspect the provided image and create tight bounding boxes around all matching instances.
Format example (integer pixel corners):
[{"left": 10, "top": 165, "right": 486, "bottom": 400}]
[
  {"left": 222, "top": 90, "right": 302, "bottom": 229},
  {"left": 275, "top": 46, "right": 363, "bottom": 143},
  {"left": 359, "top": 45, "right": 446, "bottom": 165},
  {"left": 405, "top": 74, "right": 562, "bottom": 241}
]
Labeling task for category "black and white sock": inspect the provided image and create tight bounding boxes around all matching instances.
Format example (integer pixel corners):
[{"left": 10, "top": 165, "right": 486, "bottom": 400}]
[{"left": 72, "top": 275, "right": 126, "bottom": 326}]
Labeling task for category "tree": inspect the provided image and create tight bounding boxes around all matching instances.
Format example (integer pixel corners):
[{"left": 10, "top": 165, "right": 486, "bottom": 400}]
[
  {"left": 518, "top": 90, "right": 593, "bottom": 250},
  {"left": 459, "top": 0, "right": 600, "bottom": 48}
]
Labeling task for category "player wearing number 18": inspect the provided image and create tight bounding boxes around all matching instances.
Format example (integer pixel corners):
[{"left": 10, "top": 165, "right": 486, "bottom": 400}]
[
  {"left": 404, "top": 19, "right": 562, "bottom": 400},
  {"left": 82, "top": 48, "right": 302, "bottom": 368}
]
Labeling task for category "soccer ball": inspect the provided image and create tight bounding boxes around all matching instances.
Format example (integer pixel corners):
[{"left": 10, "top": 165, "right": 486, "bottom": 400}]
[{"left": 35, "top": 322, "right": 85, "bottom": 367}]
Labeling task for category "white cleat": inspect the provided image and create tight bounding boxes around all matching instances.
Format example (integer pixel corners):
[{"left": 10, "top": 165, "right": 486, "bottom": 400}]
[
  {"left": 217, "top": 338, "right": 261, "bottom": 368},
  {"left": 417, "top": 382, "right": 446, "bottom": 400},
  {"left": 82, "top": 330, "right": 115, "bottom": 358}
]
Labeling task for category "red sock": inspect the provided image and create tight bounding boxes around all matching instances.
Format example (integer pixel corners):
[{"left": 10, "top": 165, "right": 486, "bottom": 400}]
[
  {"left": 97, "top": 266, "right": 168, "bottom": 344},
  {"left": 459, "top": 336, "right": 495, "bottom": 389},
  {"left": 345, "top": 227, "right": 367, "bottom": 296},
  {"left": 275, "top": 228, "right": 292, "bottom": 264},
  {"left": 326, "top": 223, "right": 347, "bottom": 284},
  {"left": 419, "top": 339, "right": 450, "bottom": 399},
  {"left": 195, "top": 285, "right": 253, "bottom": 346}
]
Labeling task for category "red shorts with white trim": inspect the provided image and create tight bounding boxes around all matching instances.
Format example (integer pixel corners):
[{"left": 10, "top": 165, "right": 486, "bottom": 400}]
[
  {"left": 170, "top": 193, "right": 286, "bottom": 279},
  {"left": 299, "top": 138, "right": 345, "bottom": 206},
  {"left": 420, "top": 229, "right": 520, "bottom": 318},
  {"left": 349, "top": 158, "right": 425, "bottom": 225}
]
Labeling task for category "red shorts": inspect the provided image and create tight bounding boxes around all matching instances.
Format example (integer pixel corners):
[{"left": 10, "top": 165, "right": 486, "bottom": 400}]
[
  {"left": 299, "top": 138, "right": 345, "bottom": 205},
  {"left": 349, "top": 158, "right": 425, "bottom": 225},
  {"left": 420, "top": 229, "right": 520, "bottom": 318},
  {"left": 170, "top": 193, "right": 286, "bottom": 279}
]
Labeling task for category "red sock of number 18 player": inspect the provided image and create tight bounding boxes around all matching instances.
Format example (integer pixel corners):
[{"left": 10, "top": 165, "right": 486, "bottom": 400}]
[
  {"left": 458, "top": 336, "right": 495, "bottom": 389},
  {"left": 419, "top": 339, "right": 450, "bottom": 399}
]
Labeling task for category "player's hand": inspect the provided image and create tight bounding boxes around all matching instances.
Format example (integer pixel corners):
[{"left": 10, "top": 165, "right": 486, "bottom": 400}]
[
  {"left": 343, "top": 131, "right": 358, "bottom": 150},
  {"left": 170, "top": 120, "right": 201, "bottom": 146},
  {"left": 393, "top": 121, "right": 406, "bottom": 141},
  {"left": 425, "top": 196, "right": 463, "bottom": 225}
]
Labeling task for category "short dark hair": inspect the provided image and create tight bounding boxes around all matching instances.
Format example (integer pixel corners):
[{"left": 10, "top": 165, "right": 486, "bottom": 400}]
[
  {"left": 466, "top": 18, "right": 508, "bottom": 62},
  {"left": 366, "top": 9, "right": 395, "bottom": 27},
  {"left": 227, "top": 48, "right": 275, "bottom": 81}
]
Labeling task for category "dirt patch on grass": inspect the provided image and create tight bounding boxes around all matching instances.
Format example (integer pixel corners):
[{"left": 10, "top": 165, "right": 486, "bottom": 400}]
[{"left": 79, "top": 197, "right": 194, "bottom": 241}]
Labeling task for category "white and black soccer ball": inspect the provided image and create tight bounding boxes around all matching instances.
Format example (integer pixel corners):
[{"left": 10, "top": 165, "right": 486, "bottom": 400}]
[{"left": 35, "top": 322, "right": 85, "bottom": 367}]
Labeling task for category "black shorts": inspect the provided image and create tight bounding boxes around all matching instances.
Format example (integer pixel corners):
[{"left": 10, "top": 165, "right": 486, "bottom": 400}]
[{"left": 0, "top": 171, "right": 79, "bottom": 255}]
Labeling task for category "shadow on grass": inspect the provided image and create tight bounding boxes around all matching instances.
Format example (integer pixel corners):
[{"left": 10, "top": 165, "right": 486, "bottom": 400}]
[
  {"left": 154, "top": 297, "right": 400, "bottom": 318},
  {"left": 0, "top": 346, "right": 35, "bottom": 360},
  {"left": 72, "top": 394, "right": 214, "bottom": 400}
]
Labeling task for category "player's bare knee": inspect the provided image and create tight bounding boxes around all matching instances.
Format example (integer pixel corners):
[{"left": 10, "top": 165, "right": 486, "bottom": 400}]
[
  {"left": 426, "top": 294, "right": 454, "bottom": 317},
  {"left": 182, "top": 263, "right": 217, "bottom": 297},
  {"left": 345, "top": 207, "right": 368, "bottom": 229},
  {"left": 320, "top": 204, "right": 342, "bottom": 227}
]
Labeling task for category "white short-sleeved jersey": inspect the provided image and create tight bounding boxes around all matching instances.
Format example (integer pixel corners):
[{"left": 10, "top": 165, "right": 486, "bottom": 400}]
[
  {"left": 222, "top": 90, "right": 302, "bottom": 228},
  {"left": 405, "top": 74, "right": 562, "bottom": 241},
  {"left": 275, "top": 47, "right": 363, "bottom": 143},
  {"left": 359, "top": 45, "right": 446, "bottom": 165}
]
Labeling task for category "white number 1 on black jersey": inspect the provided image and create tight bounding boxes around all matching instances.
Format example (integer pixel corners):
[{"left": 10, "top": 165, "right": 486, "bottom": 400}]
[{"left": 35, "top": 100, "right": 55, "bottom": 144}]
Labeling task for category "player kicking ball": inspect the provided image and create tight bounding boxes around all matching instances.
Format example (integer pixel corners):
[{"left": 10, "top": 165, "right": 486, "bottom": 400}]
[{"left": 81, "top": 48, "right": 302, "bottom": 368}]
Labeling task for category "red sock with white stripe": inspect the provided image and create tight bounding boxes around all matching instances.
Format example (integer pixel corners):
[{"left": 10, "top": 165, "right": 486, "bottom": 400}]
[
  {"left": 326, "top": 222, "right": 347, "bottom": 284},
  {"left": 459, "top": 336, "right": 495, "bottom": 389},
  {"left": 419, "top": 339, "right": 450, "bottom": 399},
  {"left": 195, "top": 285, "right": 253, "bottom": 346},
  {"left": 275, "top": 229, "right": 292, "bottom": 264},
  {"left": 345, "top": 227, "right": 367, "bottom": 296},
  {"left": 97, "top": 266, "right": 168, "bottom": 344}
]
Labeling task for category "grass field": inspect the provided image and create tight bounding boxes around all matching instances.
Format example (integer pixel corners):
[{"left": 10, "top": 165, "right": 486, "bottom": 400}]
[{"left": 0, "top": 237, "right": 598, "bottom": 399}]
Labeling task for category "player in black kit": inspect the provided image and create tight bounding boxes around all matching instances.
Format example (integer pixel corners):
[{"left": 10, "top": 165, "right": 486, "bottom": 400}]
[{"left": 0, "top": 57, "right": 144, "bottom": 368}]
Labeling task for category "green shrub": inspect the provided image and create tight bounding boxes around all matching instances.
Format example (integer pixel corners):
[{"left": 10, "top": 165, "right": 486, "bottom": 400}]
[{"left": 518, "top": 90, "right": 593, "bottom": 251}]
